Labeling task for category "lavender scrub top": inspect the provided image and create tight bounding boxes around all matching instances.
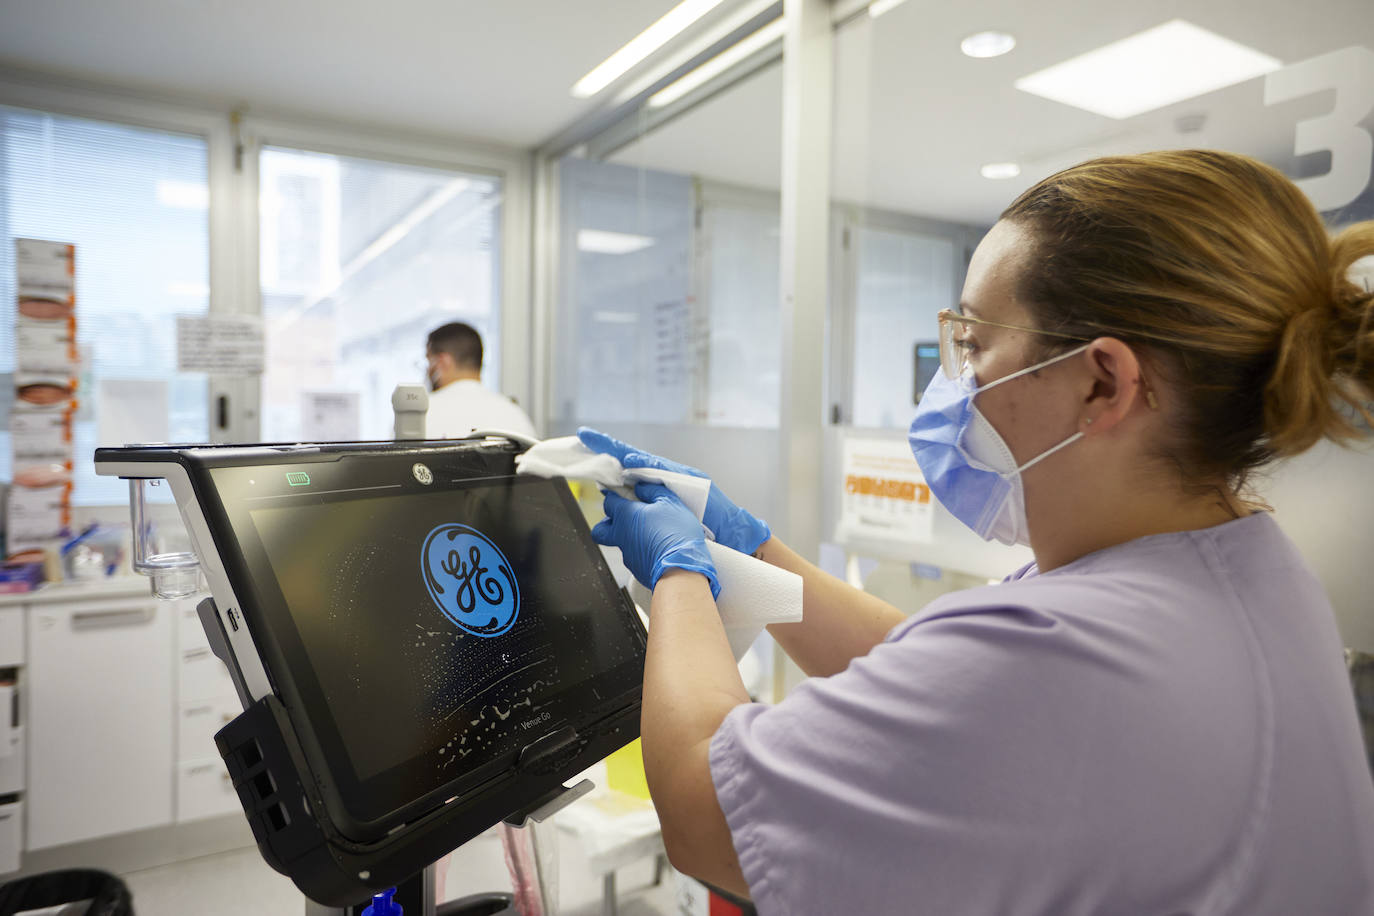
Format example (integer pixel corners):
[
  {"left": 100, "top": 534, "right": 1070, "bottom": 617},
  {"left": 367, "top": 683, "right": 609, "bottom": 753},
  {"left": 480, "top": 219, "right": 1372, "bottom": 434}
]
[{"left": 709, "top": 513, "right": 1374, "bottom": 915}]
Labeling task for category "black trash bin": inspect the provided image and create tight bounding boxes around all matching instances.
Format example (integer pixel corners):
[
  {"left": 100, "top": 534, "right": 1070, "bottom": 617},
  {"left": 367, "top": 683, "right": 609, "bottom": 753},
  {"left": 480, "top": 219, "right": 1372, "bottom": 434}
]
[{"left": 0, "top": 868, "right": 134, "bottom": 916}]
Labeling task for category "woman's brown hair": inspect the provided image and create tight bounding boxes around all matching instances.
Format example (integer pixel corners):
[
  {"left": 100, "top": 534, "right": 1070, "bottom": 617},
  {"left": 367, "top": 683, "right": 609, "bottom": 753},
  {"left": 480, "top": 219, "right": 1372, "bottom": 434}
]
[{"left": 1001, "top": 149, "right": 1374, "bottom": 492}]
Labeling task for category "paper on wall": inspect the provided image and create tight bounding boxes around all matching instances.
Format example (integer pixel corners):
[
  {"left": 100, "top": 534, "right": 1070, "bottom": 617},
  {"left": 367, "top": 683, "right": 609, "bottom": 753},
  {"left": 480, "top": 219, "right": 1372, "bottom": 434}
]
[
  {"left": 301, "top": 391, "right": 361, "bottom": 442},
  {"left": 176, "top": 315, "right": 265, "bottom": 374}
]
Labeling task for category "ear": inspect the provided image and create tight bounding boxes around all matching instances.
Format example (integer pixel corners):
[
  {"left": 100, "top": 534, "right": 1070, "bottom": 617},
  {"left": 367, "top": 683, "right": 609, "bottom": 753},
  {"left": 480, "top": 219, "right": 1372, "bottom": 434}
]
[{"left": 1078, "top": 338, "right": 1148, "bottom": 435}]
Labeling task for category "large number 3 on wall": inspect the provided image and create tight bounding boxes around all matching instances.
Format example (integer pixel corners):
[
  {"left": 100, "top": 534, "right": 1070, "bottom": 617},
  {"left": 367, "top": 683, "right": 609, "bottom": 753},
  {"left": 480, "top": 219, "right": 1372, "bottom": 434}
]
[{"left": 1264, "top": 46, "right": 1374, "bottom": 214}]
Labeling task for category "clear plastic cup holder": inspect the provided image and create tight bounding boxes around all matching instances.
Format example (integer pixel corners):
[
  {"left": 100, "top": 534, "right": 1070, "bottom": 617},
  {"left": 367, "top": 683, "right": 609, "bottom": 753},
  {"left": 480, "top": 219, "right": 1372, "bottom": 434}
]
[{"left": 129, "top": 478, "right": 201, "bottom": 599}]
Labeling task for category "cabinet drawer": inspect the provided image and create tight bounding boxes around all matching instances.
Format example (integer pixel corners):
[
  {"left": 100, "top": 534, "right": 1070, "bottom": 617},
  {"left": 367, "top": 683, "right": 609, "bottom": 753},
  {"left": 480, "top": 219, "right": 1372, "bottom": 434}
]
[
  {"left": 178, "top": 601, "right": 210, "bottom": 653},
  {"left": 0, "top": 725, "right": 23, "bottom": 796},
  {"left": 179, "top": 644, "right": 237, "bottom": 703},
  {"left": 177, "top": 759, "right": 241, "bottom": 824},
  {"left": 0, "top": 609, "right": 22, "bottom": 667},
  {"left": 0, "top": 801, "right": 20, "bottom": 875},
  {"left": 179, "top": 697, "right": 240, "bottom": 762}
]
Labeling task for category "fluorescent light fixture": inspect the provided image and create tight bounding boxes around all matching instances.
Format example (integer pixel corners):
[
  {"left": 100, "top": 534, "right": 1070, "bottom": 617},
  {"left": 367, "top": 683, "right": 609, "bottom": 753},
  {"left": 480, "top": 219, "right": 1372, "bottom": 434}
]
[
  {"left": 577, "top": 229, "right": 655, "bottom": 255},
  {"left": 572, "top": 0, "right": 728, "bottom": 99},
  {"left": 961, "top": 31, "right": 1016, "bottom": 59},
  {"left": 980, "top": 162, "right": 1021, "bottom": 180},
  {"left": 1014, "top": 19, "right": 1281, "bottom": 119},
  {"left": 156, "top": 180, "right": 208, "bottom": 209},
  {"left": 868, "top": 0, "right": 910, "bottom": 18},
  {"left": 593, "top": 310, "right": 639, "bottom": 324},
  {"left": 648, "top": 17, "right": 785, "bottom": 109}
]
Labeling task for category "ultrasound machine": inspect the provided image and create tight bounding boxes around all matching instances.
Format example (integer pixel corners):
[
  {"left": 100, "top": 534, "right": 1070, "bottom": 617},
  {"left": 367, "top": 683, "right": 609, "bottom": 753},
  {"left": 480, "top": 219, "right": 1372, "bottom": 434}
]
[{"left": 93, "top": 418, "right": 646, "bottom": 913}]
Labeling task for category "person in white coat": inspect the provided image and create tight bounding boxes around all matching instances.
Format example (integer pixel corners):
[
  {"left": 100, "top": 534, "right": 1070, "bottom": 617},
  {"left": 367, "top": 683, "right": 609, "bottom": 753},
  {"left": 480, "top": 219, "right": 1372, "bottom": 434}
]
[{"left": 423, "top": 321, "right": 536, "bottom": 439}]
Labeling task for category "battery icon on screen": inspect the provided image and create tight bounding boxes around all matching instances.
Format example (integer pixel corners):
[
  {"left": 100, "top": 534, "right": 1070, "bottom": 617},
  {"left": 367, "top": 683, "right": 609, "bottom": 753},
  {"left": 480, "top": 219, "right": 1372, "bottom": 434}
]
[{"left": 286, "top": 472, "right": 311, "bottom": 487}]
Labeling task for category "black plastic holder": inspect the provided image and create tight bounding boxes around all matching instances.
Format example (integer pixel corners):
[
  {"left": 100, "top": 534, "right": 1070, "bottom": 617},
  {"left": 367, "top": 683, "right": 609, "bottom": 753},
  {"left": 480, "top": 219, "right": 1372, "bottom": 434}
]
[{"left": 215, "top": 690, "right": 614, "bottom": 909}]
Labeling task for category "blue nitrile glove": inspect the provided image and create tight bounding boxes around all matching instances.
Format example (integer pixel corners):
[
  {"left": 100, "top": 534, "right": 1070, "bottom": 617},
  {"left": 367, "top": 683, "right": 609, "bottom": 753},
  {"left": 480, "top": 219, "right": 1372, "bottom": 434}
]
[
  {"left": 591, "top": 481, "right": 720, "bottom": 599},
  {"left": 578, "top": 427, "right": 771, "bottom": 556}
]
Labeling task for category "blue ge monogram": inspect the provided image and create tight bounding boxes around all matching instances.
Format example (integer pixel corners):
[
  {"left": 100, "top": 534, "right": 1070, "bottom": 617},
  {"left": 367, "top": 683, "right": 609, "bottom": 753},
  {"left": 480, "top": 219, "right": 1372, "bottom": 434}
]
[{"left": 421, "top": 524, "right": 520, "bottom": 637}]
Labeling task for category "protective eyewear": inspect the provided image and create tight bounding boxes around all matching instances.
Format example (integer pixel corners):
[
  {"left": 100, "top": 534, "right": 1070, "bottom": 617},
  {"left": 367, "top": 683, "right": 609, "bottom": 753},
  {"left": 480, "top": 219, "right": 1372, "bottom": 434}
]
[{"left": 937, "top": 308, "right": 1089, "bottom": 379}]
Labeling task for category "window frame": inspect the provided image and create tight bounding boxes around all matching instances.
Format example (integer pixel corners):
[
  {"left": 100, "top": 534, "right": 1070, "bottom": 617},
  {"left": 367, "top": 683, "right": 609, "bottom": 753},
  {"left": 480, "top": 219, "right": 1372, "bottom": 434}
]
[
  {"left": 238, "top": 114, "right": 533, "bottom": 433},
  {"left": 0, "top": 73, "right": 535, "bottom": 501}
]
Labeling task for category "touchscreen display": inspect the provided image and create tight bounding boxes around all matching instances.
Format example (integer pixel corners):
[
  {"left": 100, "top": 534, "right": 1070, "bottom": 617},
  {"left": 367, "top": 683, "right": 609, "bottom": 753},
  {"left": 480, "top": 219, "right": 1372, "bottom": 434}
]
[{"left": 243, "top": 476, "right": 642, "bottom": 789}]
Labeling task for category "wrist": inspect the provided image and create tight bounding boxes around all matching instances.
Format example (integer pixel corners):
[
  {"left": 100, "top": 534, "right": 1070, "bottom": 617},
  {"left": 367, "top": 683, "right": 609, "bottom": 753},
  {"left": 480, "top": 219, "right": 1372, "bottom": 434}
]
[{"left": 654, "top": 563, "right": 719, "bottom": 600}]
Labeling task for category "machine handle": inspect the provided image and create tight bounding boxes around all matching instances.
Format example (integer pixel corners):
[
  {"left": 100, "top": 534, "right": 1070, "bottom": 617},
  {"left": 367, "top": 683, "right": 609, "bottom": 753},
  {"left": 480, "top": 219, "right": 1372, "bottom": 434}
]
[{"left": 71, "top": 607, "right": 154, "bottom": 630}]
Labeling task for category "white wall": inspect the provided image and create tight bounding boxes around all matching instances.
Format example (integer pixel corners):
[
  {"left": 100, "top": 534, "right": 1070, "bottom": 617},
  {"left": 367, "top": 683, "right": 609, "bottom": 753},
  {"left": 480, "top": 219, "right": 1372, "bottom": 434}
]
[{"left": 1263, "top": 438, "right": 1374, "bottom": 651}]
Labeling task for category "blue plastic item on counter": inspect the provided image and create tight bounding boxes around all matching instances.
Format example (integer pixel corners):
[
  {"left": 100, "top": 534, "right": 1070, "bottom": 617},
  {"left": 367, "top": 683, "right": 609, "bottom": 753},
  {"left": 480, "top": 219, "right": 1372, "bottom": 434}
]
[{"left": 362, "top": 887, "right": 402, "bottom": 916}]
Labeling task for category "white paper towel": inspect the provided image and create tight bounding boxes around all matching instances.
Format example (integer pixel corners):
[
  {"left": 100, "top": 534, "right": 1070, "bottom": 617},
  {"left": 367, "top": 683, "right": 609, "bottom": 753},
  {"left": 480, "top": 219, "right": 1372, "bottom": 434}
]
[
  {"left": 517, "top": 437, "right": 710, "bottom": 521},
  {"left": 516, "top": 437, "right": 803, "bottom": 660}
]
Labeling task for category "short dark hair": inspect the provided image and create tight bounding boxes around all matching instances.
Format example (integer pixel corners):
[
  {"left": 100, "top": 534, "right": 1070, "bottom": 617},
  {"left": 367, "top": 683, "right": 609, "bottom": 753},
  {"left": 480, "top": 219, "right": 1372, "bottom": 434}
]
[{"left": 426, "top": 321, "right": 483, "bottom": 371}]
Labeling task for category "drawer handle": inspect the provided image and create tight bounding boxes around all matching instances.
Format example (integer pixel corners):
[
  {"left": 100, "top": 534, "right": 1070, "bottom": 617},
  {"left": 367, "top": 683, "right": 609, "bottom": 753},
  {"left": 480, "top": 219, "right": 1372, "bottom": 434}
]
[
  {"left": 71, "top": 608, "right": 153, "bottom": 629},
  {"left": 183, "top": 647, "right": 213, "bottom": 661}
]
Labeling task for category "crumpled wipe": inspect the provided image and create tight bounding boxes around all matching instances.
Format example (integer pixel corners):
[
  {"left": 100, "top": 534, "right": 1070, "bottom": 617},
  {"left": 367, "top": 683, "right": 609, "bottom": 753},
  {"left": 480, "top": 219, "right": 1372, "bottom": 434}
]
[{"left": 515, "top": 436, "right": 802, "bottom": 660}]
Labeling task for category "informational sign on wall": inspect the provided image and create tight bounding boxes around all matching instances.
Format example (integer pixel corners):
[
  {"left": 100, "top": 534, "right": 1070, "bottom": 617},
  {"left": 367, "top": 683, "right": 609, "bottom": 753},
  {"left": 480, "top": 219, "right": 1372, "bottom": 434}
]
[
  {"left": 176, "top": 315, "right": 265, "bottom": 374},
  {"left": 836, "top": 436, "right": 935, "bottom": 546},
  {"left": 301, "top": 391, "right": 360, "bottom": 442},
  {"left": 9, "top": 239, "right": 78, "bottom": 556}
]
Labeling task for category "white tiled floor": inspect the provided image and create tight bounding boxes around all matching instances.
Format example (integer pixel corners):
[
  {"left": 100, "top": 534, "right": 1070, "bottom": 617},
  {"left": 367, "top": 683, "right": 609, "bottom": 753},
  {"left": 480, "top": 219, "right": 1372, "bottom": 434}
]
[{"left": 119, "top": 826, "right": 678, "bottom": 915}]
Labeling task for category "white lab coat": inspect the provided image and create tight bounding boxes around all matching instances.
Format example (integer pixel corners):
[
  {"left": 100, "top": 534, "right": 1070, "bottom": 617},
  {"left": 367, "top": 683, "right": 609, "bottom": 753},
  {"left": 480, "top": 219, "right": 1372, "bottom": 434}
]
[{"left": 425, "top": 379, "right": 536, "bottom": 439}]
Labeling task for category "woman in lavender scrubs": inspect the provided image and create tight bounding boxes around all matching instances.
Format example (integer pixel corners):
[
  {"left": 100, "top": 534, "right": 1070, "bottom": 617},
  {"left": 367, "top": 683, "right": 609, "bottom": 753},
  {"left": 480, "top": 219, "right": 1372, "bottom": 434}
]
[{"left": 583, "top": 150, "right": 1374, "bottom": 915}]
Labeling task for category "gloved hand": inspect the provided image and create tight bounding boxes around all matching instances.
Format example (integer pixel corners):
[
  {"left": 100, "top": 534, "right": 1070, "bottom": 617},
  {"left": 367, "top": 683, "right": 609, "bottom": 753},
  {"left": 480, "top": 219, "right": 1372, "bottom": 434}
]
[
  {"left": 578, "top": 427, "right": 772, "bottom": 556},
  {"left": 591, "top": 482, "right": 720, "bottom": 599}
]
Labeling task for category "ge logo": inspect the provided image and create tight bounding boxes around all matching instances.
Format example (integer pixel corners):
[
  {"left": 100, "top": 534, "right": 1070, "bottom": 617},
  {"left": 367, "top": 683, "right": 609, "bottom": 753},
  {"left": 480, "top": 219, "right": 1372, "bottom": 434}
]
[
  {"left": 421, "top": 524, "right": 520, "bottom": 637},
  {"left": 412, "top": 463, "right": 433, "bottom": 485}
]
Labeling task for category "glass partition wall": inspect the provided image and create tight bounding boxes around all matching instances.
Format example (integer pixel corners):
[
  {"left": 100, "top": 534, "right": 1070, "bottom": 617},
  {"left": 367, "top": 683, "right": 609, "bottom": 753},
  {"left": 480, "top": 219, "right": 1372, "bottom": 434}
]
[
  {"left": 545, "top": 26, "right": 786, "bottom": 698},
  {"left": 827, "top": 0, "right": 1374, "bottom": 648}
]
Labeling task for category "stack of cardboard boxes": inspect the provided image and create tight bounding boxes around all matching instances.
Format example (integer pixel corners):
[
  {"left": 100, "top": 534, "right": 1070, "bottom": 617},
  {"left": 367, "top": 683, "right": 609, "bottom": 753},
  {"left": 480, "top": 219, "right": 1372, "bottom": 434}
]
[{"left": 4, "top": 238, "right": 77, "bottom": 584}]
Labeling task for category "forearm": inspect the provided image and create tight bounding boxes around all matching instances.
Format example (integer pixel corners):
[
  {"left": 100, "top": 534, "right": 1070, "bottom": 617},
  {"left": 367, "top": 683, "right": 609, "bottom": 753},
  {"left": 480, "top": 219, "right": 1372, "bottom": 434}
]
[
  {"left": 755, "top": 537, "right": 907, "bottom": 678},
  {"left": 641, "top": 569, "right": 751, "bottom": 895},
  {"left": 641, "top": 570, "right": 750, "bottom": 785}
]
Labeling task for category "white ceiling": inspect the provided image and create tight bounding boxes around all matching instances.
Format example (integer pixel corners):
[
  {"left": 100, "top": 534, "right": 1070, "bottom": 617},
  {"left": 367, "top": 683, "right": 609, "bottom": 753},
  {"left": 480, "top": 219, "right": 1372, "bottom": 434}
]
[
  {"left": 0, "top": 0, "right": 1370, "bottom": 224},
  {"left": 613, "top": 0, "right": 1374, "bottom": 224},
  {"left": 0, "top": 0, "right": 681, "bottom": 148}
]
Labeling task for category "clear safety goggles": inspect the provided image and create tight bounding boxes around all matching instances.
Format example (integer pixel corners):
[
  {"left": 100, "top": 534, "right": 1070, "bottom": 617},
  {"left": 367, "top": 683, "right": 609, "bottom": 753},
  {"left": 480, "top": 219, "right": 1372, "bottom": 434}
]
[{"left": 937, "top": 308, "right": 1089, "bottom": 379}]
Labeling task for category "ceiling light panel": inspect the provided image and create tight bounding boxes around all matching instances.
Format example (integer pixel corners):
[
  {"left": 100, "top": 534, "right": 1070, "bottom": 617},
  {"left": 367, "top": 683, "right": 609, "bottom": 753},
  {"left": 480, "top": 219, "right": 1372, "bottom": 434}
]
[
  {"left": 577, "top": 229, "right": 656, "bottom": 255},
  {"left": 1014, "top": 19, "right": 1281, "bottom": 120},
  {"left": 980, "top": 162, "right": 1021, "bottom": 180},
  {"left": 648, "top": 17, "right": 785, "bottom": 109},
  {"left": 961, "top": 31, "right": 1016, "bottom": 59},
  {"left": 572, "top": 0, "right": 728, "bottom": 99}
]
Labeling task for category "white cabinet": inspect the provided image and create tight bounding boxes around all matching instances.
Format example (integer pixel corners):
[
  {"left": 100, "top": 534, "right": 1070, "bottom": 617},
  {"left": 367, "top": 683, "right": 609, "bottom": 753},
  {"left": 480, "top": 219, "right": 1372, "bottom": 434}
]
[
  {"left": 176, "top": 760, "right": 240, "bottom": 823},
  {"left": 0, "top": 608, "right": 22, "bottom": 666},
  {"left": 26, "top": 596, "right": 174, "bottom": 850},
  {"left": 0, "top": 801, "right": 20, "bottom": 874}
]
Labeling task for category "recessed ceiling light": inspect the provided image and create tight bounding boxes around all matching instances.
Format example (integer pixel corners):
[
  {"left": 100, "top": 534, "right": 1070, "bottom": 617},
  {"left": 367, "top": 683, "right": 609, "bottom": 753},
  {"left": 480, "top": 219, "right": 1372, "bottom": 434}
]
[
  {"left": 961, "top": 31, "right": 1016, "bottom": 59},
  {"left": 980, "top": 162, "right": 1021, "bottom": 180},
  {"left": 572, "top": 0, "right": 728, "bottom": 99},
  {"left": 868, "top": 0, "right": 910, "bottom": 17},
  {"left": 1014, "top": 19, "right": 1281, "bottom": 119},
  {"left": 648, "top": 18, "right": 785, "bottom": 109},
  {"left": 578, "top": 229, "right": 655, "bottom": 255}
]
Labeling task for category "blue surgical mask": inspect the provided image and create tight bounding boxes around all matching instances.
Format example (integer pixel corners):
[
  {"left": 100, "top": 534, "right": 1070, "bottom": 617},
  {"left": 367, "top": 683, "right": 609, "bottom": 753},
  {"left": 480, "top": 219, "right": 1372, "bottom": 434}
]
[{"left": 908, "top": 345, "right": 1089, "bottom": 546}]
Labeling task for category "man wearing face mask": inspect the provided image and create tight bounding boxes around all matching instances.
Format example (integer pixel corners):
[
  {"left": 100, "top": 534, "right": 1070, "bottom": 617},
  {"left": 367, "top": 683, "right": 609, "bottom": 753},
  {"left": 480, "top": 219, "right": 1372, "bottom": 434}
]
[
  {"left": 580, "top": 150, "right": 1374, "bottom": 914},
  {"left": 422, "top": 321, "right": 536, "bottom": 440}
]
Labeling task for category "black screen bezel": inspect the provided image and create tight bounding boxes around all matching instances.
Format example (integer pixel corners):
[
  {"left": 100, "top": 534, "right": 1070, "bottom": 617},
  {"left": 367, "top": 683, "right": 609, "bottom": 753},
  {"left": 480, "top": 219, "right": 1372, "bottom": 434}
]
[{"left": 184, "top": 443, "right": 645, "bottom": 842}]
